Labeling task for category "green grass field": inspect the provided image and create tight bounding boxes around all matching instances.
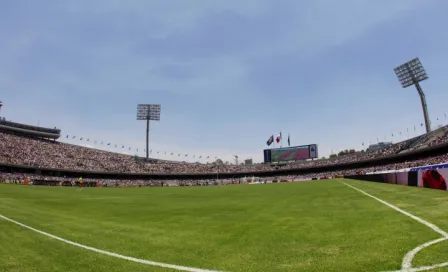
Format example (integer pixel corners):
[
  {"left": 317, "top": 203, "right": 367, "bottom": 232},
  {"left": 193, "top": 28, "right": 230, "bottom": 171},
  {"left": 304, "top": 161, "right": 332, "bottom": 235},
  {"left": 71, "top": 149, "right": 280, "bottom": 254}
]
[{"left": 1, "top": 179, "right": 448, "bottom": 272}]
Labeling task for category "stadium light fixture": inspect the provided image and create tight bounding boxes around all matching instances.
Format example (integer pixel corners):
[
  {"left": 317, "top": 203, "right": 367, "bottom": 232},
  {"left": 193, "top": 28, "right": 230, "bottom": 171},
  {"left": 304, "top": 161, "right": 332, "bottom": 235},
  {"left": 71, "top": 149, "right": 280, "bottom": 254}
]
[
  {"left": 393, "top": 58, "right": 431, "bottom": 133},
  {"left": 136, "top": 104, "right": 161, "bottom": 160}
]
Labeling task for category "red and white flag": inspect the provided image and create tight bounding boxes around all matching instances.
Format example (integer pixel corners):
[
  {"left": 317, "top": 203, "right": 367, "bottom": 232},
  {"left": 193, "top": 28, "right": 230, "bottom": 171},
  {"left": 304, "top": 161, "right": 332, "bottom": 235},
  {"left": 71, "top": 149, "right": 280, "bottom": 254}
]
[{"left": 276, "top": 133, "right": 281, "bottom": 143}]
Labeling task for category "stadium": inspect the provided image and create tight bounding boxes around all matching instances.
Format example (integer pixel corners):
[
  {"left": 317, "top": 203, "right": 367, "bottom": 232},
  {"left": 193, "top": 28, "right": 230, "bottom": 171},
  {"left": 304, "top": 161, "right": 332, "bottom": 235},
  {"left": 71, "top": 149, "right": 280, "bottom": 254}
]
[
  {"left": 2, "top": 2, "right": 448, "bottom": 272},
  {"left": 2, "top": 103, "right": 448, "bottom": 272}
]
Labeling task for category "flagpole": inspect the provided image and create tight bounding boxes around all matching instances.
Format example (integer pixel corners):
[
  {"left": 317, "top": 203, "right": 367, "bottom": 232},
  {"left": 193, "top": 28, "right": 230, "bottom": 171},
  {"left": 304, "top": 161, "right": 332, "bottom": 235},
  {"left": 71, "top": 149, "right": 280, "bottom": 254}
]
[{"left": 280, "top": 131, "right": 283, "bottom": 148}]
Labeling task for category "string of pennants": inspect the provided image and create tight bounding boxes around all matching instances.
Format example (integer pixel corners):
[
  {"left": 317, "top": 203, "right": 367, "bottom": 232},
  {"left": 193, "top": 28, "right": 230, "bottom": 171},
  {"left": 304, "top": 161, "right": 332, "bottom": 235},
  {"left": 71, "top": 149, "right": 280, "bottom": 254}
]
[
  {"left": 63, "top": 116, "right": 447, "bottom": 160},
  {"left": 361, "top": 121, "right": 448, "bottom": 146},
  {"left": 63, "top": 135, "right": 218, "bottom": 160}
]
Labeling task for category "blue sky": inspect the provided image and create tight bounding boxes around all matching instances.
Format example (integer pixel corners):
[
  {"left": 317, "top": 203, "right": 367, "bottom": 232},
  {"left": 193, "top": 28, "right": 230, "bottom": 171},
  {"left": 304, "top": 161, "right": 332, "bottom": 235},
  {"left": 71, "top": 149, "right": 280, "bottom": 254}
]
[{"left": 1, "top": 0, "right": 448, "bottom": 163}]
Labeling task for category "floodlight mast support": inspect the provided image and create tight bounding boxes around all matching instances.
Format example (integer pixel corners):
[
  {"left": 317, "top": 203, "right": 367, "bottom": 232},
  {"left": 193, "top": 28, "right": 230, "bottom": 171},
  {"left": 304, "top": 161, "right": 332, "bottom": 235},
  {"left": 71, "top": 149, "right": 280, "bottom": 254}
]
[
  {"left": 146, "top": 119, "right": 150, "bottom": 159},
  {"left": 415, "top": 82, "right": 431, "bottom": 133}
]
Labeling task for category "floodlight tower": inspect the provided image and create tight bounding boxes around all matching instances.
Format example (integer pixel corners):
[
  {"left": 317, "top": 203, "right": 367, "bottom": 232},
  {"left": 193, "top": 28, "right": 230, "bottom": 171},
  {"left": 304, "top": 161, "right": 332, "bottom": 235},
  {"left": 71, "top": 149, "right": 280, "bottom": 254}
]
[
  {"left": 0, "top": 101, "right": 3, "bottom": 112},
  {"left": 136, "top": 104, "right": 161, "bottom": 160},
  {"left": 393, "top": 58, "right": 431, "bottom": 133}
]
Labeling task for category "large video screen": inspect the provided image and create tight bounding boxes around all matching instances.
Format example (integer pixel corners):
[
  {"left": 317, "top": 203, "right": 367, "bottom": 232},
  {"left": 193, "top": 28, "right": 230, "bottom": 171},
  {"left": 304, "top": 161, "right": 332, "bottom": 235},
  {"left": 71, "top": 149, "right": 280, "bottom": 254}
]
[{"left": 264, "top": 144, "right": 318, "bottom": 163}]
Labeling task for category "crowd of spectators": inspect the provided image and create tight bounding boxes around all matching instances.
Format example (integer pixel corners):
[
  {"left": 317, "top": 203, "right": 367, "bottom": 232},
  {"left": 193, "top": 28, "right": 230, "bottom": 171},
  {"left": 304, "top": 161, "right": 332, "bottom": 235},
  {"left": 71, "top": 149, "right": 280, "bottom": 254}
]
[
  {"left": 0, "top": 132, "right": 152, "bottom": 172},
  {"left": 405, "top": 125, "right": 448, "bottom": 151},
  {"left": 0, "top": 173, "right": 241, "bottom": 187},
  {"left": 2, "top": 127, "right": 448, "bottom": 174},
  {"left": 428, "top": 134, "right": 448, "bottom": 147},
  {"left": 2, "top": 152, "right": 448, "bottom": 187}
]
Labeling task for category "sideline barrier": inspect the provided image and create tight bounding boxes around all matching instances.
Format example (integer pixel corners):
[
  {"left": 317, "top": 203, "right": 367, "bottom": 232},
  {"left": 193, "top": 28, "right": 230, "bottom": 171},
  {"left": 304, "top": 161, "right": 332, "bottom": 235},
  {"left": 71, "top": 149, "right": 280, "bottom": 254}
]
[
  {"left": 410, "top": 162, "right": 448, "bottom": 171},
  {"left": 345, "top": 168, "right": 447, "bottom": 191}
]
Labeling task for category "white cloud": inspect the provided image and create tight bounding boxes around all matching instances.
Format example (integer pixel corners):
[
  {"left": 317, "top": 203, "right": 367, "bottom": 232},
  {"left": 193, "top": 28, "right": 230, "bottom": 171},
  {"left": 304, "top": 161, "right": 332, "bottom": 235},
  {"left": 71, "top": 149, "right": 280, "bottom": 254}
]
[{"left": 239, "top": 0, "right": 427, "bottom": 60}]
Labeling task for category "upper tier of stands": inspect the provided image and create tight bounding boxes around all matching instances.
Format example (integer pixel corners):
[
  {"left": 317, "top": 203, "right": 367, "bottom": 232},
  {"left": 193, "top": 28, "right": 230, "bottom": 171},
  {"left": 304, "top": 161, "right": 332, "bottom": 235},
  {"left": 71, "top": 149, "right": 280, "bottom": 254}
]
[
  {"left": 0, "top": 119, "right": 61, "bottom": 139},
  {"left": 2, "top": 123, "right": 448, "bottom": 174}
]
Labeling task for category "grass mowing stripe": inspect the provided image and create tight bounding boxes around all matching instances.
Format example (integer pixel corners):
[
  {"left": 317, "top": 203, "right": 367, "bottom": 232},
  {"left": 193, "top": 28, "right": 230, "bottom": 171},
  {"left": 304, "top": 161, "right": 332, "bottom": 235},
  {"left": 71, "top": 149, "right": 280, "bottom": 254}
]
[
  {"left": 0, "top": 214, "right": 223, "bottom": 272},
  {"left": 339, "top": 180, "right": 448, "bottom": 237}
]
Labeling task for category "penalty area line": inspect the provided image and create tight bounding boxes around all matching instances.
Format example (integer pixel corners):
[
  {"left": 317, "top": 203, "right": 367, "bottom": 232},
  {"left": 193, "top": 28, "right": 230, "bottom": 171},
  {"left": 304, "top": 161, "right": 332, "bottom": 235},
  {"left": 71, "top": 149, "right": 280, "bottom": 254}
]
[{"left": 0, "top": 214, "right": 223, "bottom": 272}]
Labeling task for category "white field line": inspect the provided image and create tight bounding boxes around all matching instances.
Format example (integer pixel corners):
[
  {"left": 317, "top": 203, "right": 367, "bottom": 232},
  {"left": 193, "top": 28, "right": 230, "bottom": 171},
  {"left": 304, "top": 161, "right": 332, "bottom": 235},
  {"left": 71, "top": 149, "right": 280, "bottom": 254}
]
[
  {"left": 407, "top": 261, "right": 448, "bottom": 272},
  {"left": 339, "top": 181, "right": 448, "bottom": 237},
  {"left": 381, "top": 237, "right": 448, "bottom": 272},
  {"left": 339, "top": 181, "right": 448, "bottom": 272},
  {"left": 401, "top": 237, "right": 448, "bottom": 271},
  {"left": 0, "top": 214, "right": 223, "bottom": 272}
]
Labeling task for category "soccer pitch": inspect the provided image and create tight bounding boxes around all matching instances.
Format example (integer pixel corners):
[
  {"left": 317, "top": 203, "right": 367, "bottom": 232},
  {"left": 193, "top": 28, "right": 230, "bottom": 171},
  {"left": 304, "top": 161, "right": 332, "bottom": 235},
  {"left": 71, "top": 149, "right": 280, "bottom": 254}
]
[{"left": 1, "top": 180, "right": 447, "bottom": 272}]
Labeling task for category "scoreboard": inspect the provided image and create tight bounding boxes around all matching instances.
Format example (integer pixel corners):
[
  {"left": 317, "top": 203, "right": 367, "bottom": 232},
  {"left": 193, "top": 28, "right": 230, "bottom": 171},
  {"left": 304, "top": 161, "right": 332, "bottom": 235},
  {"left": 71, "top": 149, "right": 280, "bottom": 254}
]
[{"left": 264, "top": 144, "right": 318, "bottom": 163}]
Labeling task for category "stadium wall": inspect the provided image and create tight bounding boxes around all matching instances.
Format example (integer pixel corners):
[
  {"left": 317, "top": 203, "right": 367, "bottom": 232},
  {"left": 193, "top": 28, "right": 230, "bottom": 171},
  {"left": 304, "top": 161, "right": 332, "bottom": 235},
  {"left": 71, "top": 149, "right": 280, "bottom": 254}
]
[{"left": 345, "top": 164, "right": 448, "bottom": 191}]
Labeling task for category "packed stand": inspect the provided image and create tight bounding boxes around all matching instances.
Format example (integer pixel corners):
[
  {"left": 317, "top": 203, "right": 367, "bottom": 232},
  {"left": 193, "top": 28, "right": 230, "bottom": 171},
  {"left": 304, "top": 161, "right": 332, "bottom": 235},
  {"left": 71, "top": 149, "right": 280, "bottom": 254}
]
[
  {"left": 2, "top": 131, "right": 448, "bottom": 174},
  {"left": 2, "top": 152, "right": 448, "bottom": 187},
  {"left": 428, "top": 132, "right": 448, "bottom": 148},
  {"left": 0, "top": 173, "right": 237, "bottom": 187},
  {"left": 406, "top": 125, "right": 448, "bottom": 151},
  {"left": 0, "top": 132, "right": 153, "bottom": 172}
]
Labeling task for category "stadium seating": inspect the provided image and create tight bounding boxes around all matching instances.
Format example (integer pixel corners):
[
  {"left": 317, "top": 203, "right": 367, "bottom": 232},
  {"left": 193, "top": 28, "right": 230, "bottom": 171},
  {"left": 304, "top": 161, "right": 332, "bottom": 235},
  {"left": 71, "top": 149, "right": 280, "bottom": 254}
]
[
  {"left": 2, "top": 152, "right": 448, "bottom": 187},
  {"left": 2, "top": 125, "right": 448, "bottom": 175}
]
